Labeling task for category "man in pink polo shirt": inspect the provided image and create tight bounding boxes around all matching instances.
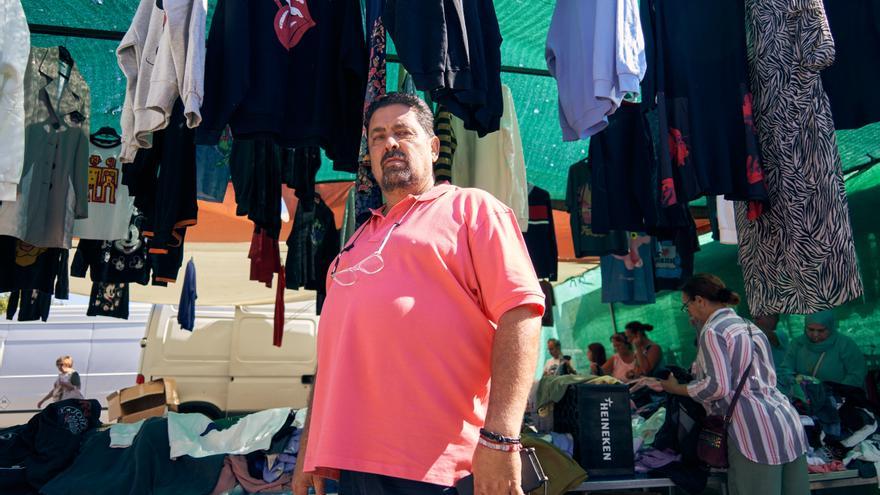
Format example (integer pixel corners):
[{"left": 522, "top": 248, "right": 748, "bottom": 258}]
[{"left": 293, "top": 93, "right": 545, "bottom": 495}]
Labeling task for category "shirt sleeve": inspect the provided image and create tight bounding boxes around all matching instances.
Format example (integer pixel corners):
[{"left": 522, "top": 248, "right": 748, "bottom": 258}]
[
  {"left": 467, "top": 201, "right": 545, "bottom": 324},
  {"left": 687, "top": 328, "right": 733, "bottom": 403}
]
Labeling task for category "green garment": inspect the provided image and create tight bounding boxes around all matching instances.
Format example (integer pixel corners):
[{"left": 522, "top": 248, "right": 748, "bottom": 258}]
[
  {"left": 535, "top": 374, "right": 621, "bottom": 411},
  {"left": 521, "top": 434, "right": 587, "bottom": 495},
  {"left": 783, "top": 312, "right": 866, "bottom": 388},
  {"left": 41, "top": 417, "right": 226, "bottom": 495}
]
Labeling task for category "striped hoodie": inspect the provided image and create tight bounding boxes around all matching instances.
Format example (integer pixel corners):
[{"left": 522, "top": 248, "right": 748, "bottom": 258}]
[{"left": 687, "top": 308, "right": 808, "bottom": 465}]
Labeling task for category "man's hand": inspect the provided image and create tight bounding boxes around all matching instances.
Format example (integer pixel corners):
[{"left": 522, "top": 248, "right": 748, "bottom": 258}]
[
  {"left": 292, "top": 454, "right": 325, "bottom": 495},
  {"left": 471, "top": 445, "right": 523, "bottom": 495}
]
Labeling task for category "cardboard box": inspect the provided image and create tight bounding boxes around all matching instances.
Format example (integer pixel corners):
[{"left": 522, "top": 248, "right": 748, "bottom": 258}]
[{"left": 107, "top": 378, "right": 179, "bottom": 423}]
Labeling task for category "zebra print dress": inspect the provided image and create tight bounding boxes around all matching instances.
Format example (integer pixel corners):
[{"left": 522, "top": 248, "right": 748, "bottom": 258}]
[{"left": 736, "top": 0, "right": 863, "bottom": 316}]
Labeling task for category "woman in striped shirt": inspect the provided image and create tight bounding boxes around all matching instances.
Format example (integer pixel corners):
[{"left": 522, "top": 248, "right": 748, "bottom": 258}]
[{"left": 659, "top": 274, "right": 808, "bottom": 495}]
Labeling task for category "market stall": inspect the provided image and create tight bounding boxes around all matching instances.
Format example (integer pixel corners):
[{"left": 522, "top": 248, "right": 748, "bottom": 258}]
[{"left": 1, "top": 0, "right": 880, "bottom": 494}]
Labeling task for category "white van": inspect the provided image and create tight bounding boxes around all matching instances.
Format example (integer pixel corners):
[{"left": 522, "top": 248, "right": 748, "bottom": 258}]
[
  {"left": 137, "top": 303, "right": 318, "bottom": 418},
  {"left": 0, "top": 304, "right": 149, "bottom": 427}
]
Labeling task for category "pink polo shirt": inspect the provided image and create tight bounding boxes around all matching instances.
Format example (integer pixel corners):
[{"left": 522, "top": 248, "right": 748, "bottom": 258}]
[{"left": 303, "top": 184, "right": 545, "bottom": 487}]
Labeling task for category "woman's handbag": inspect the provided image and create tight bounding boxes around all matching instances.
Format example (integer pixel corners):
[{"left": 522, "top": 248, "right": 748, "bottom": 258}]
[{"left": 696, "top": 326, "right": 756, "bottom": 468}]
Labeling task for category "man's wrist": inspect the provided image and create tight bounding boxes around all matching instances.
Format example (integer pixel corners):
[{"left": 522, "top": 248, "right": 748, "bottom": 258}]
[{"left": 477, "top": 437, "right": 522, "bottom": 453}]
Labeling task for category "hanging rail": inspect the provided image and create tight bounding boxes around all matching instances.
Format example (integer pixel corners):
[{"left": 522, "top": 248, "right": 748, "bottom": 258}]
[{"left": 28, "top": 23, "right": 554, "bottom": 77}]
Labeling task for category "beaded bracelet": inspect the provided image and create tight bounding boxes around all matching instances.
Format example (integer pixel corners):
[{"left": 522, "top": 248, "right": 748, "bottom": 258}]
[
  {"left": 477, "top": 436, "right": 523, "bottom": 453},
  {"left": 479, "top": 428, "right": 521, "bottom": 445}
]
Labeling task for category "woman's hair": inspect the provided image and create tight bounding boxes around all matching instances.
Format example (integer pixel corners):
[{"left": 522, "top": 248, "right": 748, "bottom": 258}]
[
  {"left": 610, "top": 332, "right": 632, "bottom": 350},
  {"left": 625, "top": 321, "right": 654, "bottom": 334},
  {"left": 588, "top": 343, "right": 607, "bottom": 366},
  {"left": 681, "top": 273, "right": 741, "bottom": 305},
  {"left": 56, "top": 355, "right": 73, "bottom": 368}
]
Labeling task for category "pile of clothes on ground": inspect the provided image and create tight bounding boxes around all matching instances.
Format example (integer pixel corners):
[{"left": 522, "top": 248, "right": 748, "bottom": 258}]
[{"left": 0, "top": 400, "right": 315, "bottom": 495}]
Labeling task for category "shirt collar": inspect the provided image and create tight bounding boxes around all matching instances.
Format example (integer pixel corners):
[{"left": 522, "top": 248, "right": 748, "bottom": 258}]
[{"left": 369, "top": 184, "right": 456, "bottom": 217}]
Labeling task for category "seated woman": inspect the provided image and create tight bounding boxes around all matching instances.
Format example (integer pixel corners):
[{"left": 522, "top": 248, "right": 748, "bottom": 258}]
[
  {"left": 784, "top": 310, "right": 866, "bottom": 389},
  {"left": 587, "top": 342, "right": 607, "bottom": 376},
  {"left": 601, "top": 333, "right": 637, "bottom": 381},
  {"left": 625, "top": 321, "right": 665, "bottom": 378}
]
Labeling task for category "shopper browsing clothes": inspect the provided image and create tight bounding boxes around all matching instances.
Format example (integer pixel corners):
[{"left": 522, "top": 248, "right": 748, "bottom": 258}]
[
  {"left": 601, "top": 333, "right": 637, "bottom": 381},
  {"left": 784, "top": 309, "right": 866, "bottom": 389},
  {"left": 294, "top": 93, "right": 545, "bottom": 495},
  {"left": 659, "top": 274, "right": 809, "bottom": 495},
  {"left": 37, "top": 355, "right": 84, "bottom": 408},
  {"left": 624, "top": 321, "right": 665, "bottom": 378},
  {"left": 587, "top": 342, "right": 607, "bottom": 376}
]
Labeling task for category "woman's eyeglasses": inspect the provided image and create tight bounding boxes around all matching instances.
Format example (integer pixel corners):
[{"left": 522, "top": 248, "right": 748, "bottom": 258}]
[{"left": 680, "top": 300, "right": 692, "bottom": 312}]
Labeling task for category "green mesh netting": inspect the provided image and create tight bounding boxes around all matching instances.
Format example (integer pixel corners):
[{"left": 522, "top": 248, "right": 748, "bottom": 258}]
[{"left": 23, "top": 0, "right": 880, "bottom": 198}]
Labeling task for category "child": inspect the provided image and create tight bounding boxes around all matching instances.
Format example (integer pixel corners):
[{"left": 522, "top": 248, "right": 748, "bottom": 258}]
[{"left": 37, "top": 355, "right": 84, "bottom": 408}]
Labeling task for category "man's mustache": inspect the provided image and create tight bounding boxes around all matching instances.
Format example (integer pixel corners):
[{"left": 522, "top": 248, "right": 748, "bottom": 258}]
[{"left": 381, "top": 150, "right": 408, "bottom": 166}]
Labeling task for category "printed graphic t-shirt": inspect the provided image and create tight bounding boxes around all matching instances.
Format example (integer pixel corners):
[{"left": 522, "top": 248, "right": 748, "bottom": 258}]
[{"left": 73, "top": 142, "right": 134, "bottom": 241}]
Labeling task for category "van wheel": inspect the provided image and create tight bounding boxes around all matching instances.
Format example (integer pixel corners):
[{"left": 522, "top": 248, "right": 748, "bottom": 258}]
[{"left": 177, "top": 402, "right": 223, "bottom": 419}]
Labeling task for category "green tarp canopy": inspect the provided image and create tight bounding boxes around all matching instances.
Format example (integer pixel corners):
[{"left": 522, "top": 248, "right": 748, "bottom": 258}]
[{"left": 22, "top": 0, "right": 880, "bottom": 199}]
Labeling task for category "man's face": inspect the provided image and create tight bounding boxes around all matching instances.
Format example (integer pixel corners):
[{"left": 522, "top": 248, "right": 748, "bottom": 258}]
[
  {"left": 547, "top": 342, "right": 561, "bottom": 359},
  {"left": 367, "top": 104, "right": 439, "bottom": 196}
]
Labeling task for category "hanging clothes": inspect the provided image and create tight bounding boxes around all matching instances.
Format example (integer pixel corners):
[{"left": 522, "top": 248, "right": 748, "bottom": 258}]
[
  {"left": 540, "top": 280, "right": 555, "bottom": 327},
  {"left": 285, "top": 194, "right": 339, "bottom": 315},
  {"left": 87, "top": 282, "right": 130, "bottom": 320},
  {"left": 450, "top": 84, "right": 529, "bottom": 232},
  {"left": 274, "top": 268, "right": 285, "bottom": 347},
  {"left": 384, "top": 0, "right": 503, "bottom": 136},
  {"left": 0, "top": 236, "right": 68, "bottom": 294},
  {"left": 0, "top": 0, "right": 30, "bottom": 201},
  {"left": 117, "top": 0, "right": 207, "bottom": 163},
  {"left": 546, "top": 0, "right": 646, "bottom": 140},
  {"left": 229, "top": 138, "right": 282, "bottom": 239},
  {"left": 197, "top": 0, "right": 366, "bottom": 172},
  {"left": 6, "top": 289, "right": 52, "bottom": 322},
  {"left": 523, "top": 186, "right": 558, "bottom": 282},
  {"left": 0, "top": 46, "right": 90, "bottom": 249},
  {"left": 354, "top": 0, "right": 386, "bottom": 228},
  {"left": 640, "top": 0, "right": 768, "bottom": 214},
  {"left": 72, "top": 131, "right": 134, "bottom": 241},
  {"left": 820, "top": 0, "right": 880, "bottom": 130},
  {"left": 737, "top": 0, "right": 863, "bottom": 315},
  {"left": 284, "top": 146, "right": 321, "bottom": 214},
  {"left": 601, "top": 233, "right": 656, "bottom": 305},
  {"left": 716, "top": 197, "right": 738, "bottom": 245},
  {"left": 652, "top": 218, "right": 699, "bottom": 292},
  {"left": 178, "top": 259, "right": 197, "bottom": 330},
  {"left": 249, "top": 227, "right": 281, "bottom": 288},
  {"left": 433, "top": 106, "right": 456, "bottom": 183},
  {"left": 339, "top": 185, "right": 357, "bottom": 248},
  {"left": 588, "top": 104, "right": 657, "bottom": 234},
  {"left": 565, "top": 160, "right": 629, "bottom": 257},
  {"left": 195, "top": 127, "right": 233, "bottom": 203},
  {"left": 71, "top": 220, "right": 151, "bottom": 286},
  {"left": 127, "top": 99, "right": 198, "bottom": 272}
]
